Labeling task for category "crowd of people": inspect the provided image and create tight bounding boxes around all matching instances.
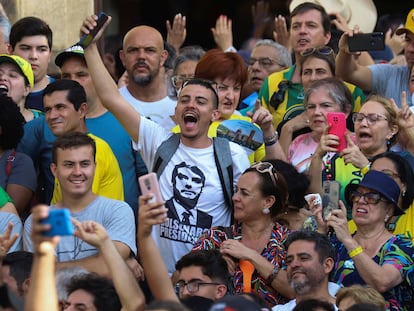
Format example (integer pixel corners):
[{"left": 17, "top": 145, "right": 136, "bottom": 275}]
[{"left": 1, "top": 1, "right": 414, "bottom": 311}]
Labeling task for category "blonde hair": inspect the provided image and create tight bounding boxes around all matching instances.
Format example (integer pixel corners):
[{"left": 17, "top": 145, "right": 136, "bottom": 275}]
[{"left": 336, "top": 285, "right": 386, "bottom": 310}]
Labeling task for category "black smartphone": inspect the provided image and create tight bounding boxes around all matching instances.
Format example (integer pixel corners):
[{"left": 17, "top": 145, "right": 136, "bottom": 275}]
[
  {"left": 348, "top": 32, "right": 385, "bottom": 52},
  {"left": 78, "top": 12, "right": 109, "bottom": 48},
  {"left": 40, "top": 209, "right": 74, "bottom": 237},
  {"left": 322, "top": 180, "right": 340, "bottom": 221}
]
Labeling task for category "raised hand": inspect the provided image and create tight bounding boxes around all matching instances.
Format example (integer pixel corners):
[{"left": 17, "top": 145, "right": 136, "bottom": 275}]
[
  {"left": 273, "top": 15, "right": 290, "bottom": 50},
  {"left": 211, "top": 15, "right": 234, "bottom": 51},
  {"left": 73, "top": 220, "right": 109, "bottom": 248},
  {"left": 0, "top": 223, "right": 19, "bottom": 260},
  {"left": 341, "top": 133, "right": 369, "bottom": 168},
  {"left": 166, "top": 13, "right": 187, "bottom": 52},
  {"left": 79, "top": 13, "right": 112, "bottom": 45},
  {"left": 137, "top": 194, "right": 167, "bottom": 238}
]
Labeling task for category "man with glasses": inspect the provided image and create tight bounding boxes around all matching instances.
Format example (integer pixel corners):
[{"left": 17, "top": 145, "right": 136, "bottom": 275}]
[
  {"left": 239, "top": 39, "right": 291, "bottom": 116},
  {"left": 336, "top": 8, "right": 414, "bottom": 107},
  {"left": 81, "top": 14, "right": 250, "bottom": 275}
]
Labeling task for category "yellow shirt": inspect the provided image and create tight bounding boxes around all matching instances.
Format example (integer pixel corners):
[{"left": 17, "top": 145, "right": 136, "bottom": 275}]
[
  {"left": 171, "top": 114, "right": 265, "bottom": 164},
  {"left": 51, "top": 133, "right": 124, "bottom": 204}
]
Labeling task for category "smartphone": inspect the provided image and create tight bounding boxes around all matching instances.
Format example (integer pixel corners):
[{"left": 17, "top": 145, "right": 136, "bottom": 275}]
[
  {"left": 78, "top": 12, "right": 109, "bottom": 48},
  {"left": 40, "top": 209, "right": 74, "bottom": 237},
  {"left": 327, "top": 112, "right": 347, "bottom": 152},
  {"left": 348, "top": 32, "right": 385, "bottom": 52},
  {"left": 322, "top": 180, "right": 340, "bottom": 221},
  {"left": 138, "top": 172, "right": 164, "bottom": 205}
]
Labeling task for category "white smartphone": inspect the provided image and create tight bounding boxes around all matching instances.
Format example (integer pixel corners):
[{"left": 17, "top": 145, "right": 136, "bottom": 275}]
[{"left": 138, "top": 172, "right": 164, "bottom": 204}]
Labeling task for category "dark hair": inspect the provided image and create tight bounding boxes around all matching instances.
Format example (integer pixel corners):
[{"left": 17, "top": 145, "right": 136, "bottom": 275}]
[
  {"left": 2, "top": 251, "right": 33, "bottom": 295},
  {"left": 175, "top": 249, "right": 230, "bottom": 285},
  {"left": 9, "top": 16, "right": 52, "bottom": 49},
  {"left": 293, "top": 299, "right": 335, "bottom": 311},
  {"left": 285, "top": 231, "right": 335, "bottom": 264},
  {"left": 195, "top": 49, "right": 248, "bottom": 87},
  {"left": 52, "top": 132, "right": 96, "bottom": 164},
  {"left": 268, "top": 159, "right": 310, "bottom": 210},
  {"left": 66, "top": 273, "right": 121, "bottom": 311},
  {"left": 371, "top": 152, "right": 414, "bottom": 210},
  {"left": 104, "top": 34, "right": 125, "bottom": 80},
  {"left": 43, "top": 79, "right": 86, "bottom": 111},
  {"left": 304, "top": 77, "right": 352, "bottom": 113},
  {"left": 180, "top": 78, "right": 219, "bottom": 108},
  {"left": 243, "top": 162, "right": 289, "bottom": 218},
  {"left": 346, "top": 303, "right": 384, "bottom": 311},
  {"left": 290, "top": 2, "right": 331, "bottom": 35},
  {"left": 0, "top": 94, "right": 25, "bottom": 149}
]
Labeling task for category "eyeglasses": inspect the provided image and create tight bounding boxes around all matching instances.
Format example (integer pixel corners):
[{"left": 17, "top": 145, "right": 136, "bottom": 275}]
[
  {"left": 352, "top": 113, "right": 388, "bottom": 125},
  {"left": 269, "top": 80, "right": 291, "bottom": 110},
  {"left": 171, "top": 75, "right": 195, "bottom": 88},
  {"left": 247, "top": 57, "right": 284, "bottom": 68},
  {"left": 175, "top": 279, "right": 223, "bottom": 294},
  {"left": 251, "top": 161, "right": 278, "bottom": 188},
  {"left": 350, "top": 191, "right": 388, "bottom": 205},
  {"left": 301, "top": 46, "right": 334, "bottom": 57}
]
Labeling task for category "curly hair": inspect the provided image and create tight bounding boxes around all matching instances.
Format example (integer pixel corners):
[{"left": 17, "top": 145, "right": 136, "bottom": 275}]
[{"left": 0, "top": 93, "right": 25, "bottom": 149}]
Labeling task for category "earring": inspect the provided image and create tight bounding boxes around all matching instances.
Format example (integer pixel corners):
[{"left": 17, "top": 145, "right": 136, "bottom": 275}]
[
  {"left": 402, "top": 190, "right": 406, "bottom": 197},
  {"left": 262, "top": 208, "right": 270, "bottom": 215},
  {"left": 384, "top": 215, "right": 390, "bottom": 223}
]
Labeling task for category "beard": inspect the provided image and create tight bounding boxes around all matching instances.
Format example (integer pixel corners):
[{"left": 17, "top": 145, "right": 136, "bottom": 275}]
[
  {"left": 289, "top": 278, "right": 311, "bottom": 295},
  {"left": 131, "top": 63, "right": 159, "bottom": 86}
]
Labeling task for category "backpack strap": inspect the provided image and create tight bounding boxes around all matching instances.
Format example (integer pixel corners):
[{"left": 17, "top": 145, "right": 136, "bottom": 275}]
[
  {"left": 152, "top": 134, "right": 181, "bottom": 178},
  {"left": 213, "top": 136, "right": 234, "bottom": 211},
  {"left": 5, "top": 150, "right": 17, "bottom": 177}
]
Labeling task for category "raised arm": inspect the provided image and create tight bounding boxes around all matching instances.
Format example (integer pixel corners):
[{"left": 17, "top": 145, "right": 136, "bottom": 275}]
[
  {"left": 81, "top": 15, "right": 141, "bottom": 142},
  {"left": 335, "top": 30, "right": 373, "bottom": 91},
  {"left": 73, "top": 220, "right": 144, "bottom": 311},
  {"left": 137, "top": 194, "right": 179, "bottom": 302},
  {"left": 25, "top": 204, "right": 59, "bottom": 311}
]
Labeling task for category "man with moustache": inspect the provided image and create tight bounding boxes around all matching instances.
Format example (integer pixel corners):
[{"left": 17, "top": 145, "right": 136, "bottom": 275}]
[
  {"left": 273, "top": 231, "right": 338, "bottom": 311},
  {"left": 119, "top": 25, "right": 176, "bottom": 125}
]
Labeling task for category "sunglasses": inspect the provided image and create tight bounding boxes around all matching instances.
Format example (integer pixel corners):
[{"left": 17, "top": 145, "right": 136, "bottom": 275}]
[
  {"left": 171, "top": 74, "right": 195, "bottom": 88},
  {"left": 350, "top": 191, "right": 388, "bottom": 205},
  {"left": 301, "top": 46, "right": 334, "bottom": 57},
  {"left": 180, "top": 78, "right": 220, "bottom": 104},
  {"left": 269, "top": 80, "right": 291, "bottom": 110},
  {"left": 251, "top": 161, "right": 278, "bottom": 189}
]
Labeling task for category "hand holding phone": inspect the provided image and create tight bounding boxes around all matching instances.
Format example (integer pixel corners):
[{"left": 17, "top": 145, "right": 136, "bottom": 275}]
[
  {"left": 138, "top": 173, "right": 164, "bottom": 205},
  {"left": 322, "top": 181, "right": 340, "bottom": 221},
  {"left": 78, "top": 12, "right": 109, "bottom": 48},
  {"left": 40, "top": 209, "right": 74, "bottom": 237},
  {"left": 327, "top": 112, "right": 347, "bottom": 152}
]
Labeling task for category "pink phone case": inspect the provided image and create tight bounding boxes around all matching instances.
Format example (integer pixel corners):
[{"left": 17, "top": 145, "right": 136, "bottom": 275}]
[
  {"left": 138, "top": 173, "right": 164, "bottom": 204},
  {"left": 327, "top": 112, "right": 347, "bottom": 152}
]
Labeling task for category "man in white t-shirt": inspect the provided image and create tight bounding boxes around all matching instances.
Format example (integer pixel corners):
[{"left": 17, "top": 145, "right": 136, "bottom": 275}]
[
  {"left": 119, "top": 24, "right": 176, "bottom": 125},
  {"left": 82, "top": 14, "right": 250, "bottom": 273},
  {"left": 273, "top": 231, "right": 338, "bottom": 311}
]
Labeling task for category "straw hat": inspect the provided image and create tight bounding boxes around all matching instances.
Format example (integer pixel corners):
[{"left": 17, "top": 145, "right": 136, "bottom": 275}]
[{"left": 289, "top": 0, "right": 377, "bottom": 33}]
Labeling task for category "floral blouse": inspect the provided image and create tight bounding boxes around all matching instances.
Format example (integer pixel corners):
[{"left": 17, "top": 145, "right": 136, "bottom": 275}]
[
  {"left": 192, "top": 222, "right": 289, "bottom": 307},
  {"left": 330, "top": 234, "right": 414, "bottom": 311}
]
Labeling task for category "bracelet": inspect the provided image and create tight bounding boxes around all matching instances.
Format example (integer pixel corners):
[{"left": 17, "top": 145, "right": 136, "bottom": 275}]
[
  {"left": 266, "top": 264, "right": 280, "bottom": 284},
  {"left": 360, "top": 164, "right": 370, "bottom": 175},
  {"left": 264, "top": 131, "right": 279, "bottom": 146},
  {"left": 348, "top": 245, "right": 363, "bottom": 258}
]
